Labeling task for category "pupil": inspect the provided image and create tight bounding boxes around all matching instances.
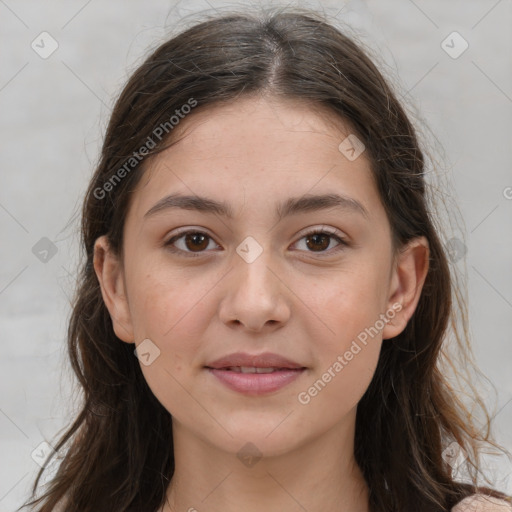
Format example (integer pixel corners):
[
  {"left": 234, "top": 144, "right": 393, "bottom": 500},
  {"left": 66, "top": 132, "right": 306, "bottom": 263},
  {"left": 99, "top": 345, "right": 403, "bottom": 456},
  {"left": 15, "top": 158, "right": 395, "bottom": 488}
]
[
  {"left": 186, "top": 233, "right": 208, "bottom": 251},
  {"left": 307, "top": 233, "right": 329, "bottom": 251}
]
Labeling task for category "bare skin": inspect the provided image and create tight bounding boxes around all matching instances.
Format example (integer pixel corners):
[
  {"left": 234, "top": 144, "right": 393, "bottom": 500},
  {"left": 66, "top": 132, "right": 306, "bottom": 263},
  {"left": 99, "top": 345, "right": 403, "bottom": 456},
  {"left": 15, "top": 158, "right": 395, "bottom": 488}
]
[{"left": 94, "top": 94, "right": 429, "bottom": 512}]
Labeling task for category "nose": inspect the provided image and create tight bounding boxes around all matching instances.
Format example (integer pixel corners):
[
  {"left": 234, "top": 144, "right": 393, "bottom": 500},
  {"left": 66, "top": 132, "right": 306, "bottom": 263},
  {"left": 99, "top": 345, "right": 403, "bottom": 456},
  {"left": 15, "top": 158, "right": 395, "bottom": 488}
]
[{"left": 217, "top": 246, "right": 291, "bottom": 333}]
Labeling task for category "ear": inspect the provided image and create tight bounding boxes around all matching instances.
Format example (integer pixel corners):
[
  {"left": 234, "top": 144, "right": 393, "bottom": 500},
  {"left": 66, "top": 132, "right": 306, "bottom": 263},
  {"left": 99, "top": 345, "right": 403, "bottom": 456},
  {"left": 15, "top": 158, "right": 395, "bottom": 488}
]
[
  {"left": 93, "top": 235, "right": 135, "bottom": 343},
  {"left": 382, "top": 236, "right": 429, "bottom": 340}
]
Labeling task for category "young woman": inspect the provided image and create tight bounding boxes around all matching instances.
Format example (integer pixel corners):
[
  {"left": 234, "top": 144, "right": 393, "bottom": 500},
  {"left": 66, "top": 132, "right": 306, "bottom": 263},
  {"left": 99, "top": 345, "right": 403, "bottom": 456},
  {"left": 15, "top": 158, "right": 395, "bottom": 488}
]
[{"left": 21, "top": 7, "right": 511, "bottom": 512}]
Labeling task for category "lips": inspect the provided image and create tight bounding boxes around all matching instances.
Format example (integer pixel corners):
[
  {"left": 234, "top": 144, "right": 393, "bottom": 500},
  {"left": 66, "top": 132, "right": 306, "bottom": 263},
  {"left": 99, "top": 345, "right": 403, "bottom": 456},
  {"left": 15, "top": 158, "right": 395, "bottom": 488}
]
[
  {"left": 206, "top": 352, "right": 304, "bottom": 370},
  {"left": 224, "top": 366, "right": 287, "bottom": 373},
  {"left": 205, "top": 352, "right": 306, "bottom": 395}
]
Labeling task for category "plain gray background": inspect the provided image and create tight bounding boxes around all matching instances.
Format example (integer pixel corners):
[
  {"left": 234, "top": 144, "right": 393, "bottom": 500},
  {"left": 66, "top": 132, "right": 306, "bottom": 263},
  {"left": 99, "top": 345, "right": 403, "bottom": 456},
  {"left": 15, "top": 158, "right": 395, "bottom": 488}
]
[{"left": 1, "top": 0, "right": 511, "bottom": 510}]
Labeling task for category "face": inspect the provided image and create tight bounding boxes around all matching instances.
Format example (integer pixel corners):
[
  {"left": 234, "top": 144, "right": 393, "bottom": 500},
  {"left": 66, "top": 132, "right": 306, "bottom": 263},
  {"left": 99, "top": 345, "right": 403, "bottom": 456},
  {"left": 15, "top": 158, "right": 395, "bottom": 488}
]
[{"left": 95, "top": 95, "right": 428, "bottom": 459}]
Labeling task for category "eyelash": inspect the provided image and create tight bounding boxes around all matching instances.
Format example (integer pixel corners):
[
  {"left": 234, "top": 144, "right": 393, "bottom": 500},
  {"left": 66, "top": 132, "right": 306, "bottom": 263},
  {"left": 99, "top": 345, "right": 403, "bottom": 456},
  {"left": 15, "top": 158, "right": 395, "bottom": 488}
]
[{"left": 163, "top": 228, "right": 348, "bottom": 258}]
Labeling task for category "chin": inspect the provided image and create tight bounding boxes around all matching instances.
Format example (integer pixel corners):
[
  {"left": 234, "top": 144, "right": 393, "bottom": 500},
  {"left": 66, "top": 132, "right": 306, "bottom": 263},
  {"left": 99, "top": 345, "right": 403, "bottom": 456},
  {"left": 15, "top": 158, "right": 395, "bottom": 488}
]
[{"left": 223, "top": 420, "right": 309, "bottom": 456}]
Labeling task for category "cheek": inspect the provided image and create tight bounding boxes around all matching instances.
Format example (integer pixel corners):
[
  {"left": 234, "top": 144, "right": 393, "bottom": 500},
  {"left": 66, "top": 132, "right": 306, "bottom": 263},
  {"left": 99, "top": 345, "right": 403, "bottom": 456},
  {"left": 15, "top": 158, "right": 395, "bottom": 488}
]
[
  {"left": 296, "top": 342, "right": 381, "bottom": 429},
  {"left": 300, "top": 264, "right": 388, "bottom": 404},
  {"left": 315, "top": 262, "right": 390, "bottom": 343},
  {"left": 298, "top": 284, "right": 385, "bottom": 414},
  {"left": 128, "top": 266, "right": 218, "bottom": 420},
  {"left": 127, "top": 261, "right": 214, "bottom": 344}
]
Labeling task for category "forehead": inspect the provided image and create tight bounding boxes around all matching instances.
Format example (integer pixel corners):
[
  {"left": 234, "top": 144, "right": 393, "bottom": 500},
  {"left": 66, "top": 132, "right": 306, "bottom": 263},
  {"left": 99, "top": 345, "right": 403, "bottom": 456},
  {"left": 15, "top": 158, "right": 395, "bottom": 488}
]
[
  {"left": 128, "top": 95, "right": 383, "bottom": 224},
  {"left": 164, "top": 95, "right": 353, "bottom": 160}
]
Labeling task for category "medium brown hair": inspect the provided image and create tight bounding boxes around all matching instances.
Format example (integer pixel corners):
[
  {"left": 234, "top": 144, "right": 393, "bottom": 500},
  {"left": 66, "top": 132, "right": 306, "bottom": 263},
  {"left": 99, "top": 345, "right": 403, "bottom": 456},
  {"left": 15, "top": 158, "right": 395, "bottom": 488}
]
[{"left": 21, "top": 6, "right": 510, "bottom": 512}]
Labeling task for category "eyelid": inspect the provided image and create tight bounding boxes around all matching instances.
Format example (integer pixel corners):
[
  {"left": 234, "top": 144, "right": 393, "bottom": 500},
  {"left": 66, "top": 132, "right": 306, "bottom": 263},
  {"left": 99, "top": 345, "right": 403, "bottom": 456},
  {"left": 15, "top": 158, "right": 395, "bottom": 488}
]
[{"left": 295, "top": 224, "right": 341, "bottom": 238}]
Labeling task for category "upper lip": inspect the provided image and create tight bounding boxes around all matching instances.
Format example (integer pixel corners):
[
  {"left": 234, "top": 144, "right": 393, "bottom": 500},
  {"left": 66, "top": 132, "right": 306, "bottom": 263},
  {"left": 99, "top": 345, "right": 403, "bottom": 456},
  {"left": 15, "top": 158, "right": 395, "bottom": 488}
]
[{"left": 206, "top": 352, "right": 305, "bottom": 369}]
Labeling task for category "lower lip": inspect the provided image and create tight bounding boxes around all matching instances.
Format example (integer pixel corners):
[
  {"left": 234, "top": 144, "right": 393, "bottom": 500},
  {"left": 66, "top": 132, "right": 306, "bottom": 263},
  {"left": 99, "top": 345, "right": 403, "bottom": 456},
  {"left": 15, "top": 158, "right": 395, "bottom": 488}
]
[{"left": 207, "top": 368, "right": 305, "bottom": 395}]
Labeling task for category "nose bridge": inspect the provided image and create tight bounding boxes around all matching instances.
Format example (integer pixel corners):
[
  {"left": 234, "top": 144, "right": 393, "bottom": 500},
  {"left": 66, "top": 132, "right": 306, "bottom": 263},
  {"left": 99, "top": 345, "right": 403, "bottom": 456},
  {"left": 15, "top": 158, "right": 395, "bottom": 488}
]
[
  {"left": 218, "top": 235, "right": 289, "bottom": 331},
  {"left": 233, "top": 235, "right": 277, "bottom": 296}
]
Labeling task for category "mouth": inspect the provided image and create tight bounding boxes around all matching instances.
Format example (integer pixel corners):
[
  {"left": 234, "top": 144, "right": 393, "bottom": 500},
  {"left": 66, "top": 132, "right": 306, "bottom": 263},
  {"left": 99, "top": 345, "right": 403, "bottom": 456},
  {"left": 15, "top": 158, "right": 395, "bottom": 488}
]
[
  {"left": 206, "top": 351, "right": 304, "bottom": 370},
  {"left": 214, "top": 366, "right": 302, "bottom": 374},
  {"left": 205, "top": 353, "right": 306, "bottom": 395}
]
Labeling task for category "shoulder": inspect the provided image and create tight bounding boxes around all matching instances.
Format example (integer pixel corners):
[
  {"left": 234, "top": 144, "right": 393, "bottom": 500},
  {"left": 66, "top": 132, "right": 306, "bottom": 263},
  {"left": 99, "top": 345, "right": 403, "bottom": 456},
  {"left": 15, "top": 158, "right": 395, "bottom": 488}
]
[{"left": 452, "top": 493, "right": 512, "bottom": 512}]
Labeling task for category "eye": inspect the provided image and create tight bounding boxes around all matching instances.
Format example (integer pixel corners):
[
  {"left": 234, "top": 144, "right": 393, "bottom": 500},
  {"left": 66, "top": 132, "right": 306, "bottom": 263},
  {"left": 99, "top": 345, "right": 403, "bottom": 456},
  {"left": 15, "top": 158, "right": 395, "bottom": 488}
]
[
  {"left": 164, "top": 230, "right": 220, "bottom": 257},
  {"left": 292, "top": 227, "right": 348, "bottom": 256},
  {"left": 164, "top": 227, "right": 348, "bottom": 258}
]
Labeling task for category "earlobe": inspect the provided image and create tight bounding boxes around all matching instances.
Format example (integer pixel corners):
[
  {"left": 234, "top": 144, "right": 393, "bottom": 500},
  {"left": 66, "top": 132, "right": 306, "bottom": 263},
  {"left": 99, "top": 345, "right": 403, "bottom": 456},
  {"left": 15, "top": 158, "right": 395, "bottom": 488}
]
[
  {"left": 93, "top": 235, "right": 135, "bottom": 343},
  {"left": 382, "top": 236, "right": 429, "bottom": 340}
]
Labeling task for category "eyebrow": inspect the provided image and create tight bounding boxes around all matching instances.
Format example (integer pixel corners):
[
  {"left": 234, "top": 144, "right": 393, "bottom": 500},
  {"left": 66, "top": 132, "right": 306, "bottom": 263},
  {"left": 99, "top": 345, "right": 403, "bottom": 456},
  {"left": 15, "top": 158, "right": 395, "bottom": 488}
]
[{"left": 143, "top": 192, "right": 369, "bottom": 221}]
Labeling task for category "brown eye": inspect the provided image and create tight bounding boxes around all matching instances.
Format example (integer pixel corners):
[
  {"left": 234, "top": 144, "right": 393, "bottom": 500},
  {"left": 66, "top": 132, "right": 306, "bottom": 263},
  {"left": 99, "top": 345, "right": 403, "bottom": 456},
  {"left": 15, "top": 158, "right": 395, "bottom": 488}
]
[
  {"left": 293, "top": 228, "right": 347, "bottom": 256},
  {"left": 165, "top": 230, "right": 219, "bottom": 257},
  {"left": 184, "top": 232, "right": 209, "bottom": 252},
  {"left": 305, "top": 233, "right": 331, "bottom": 252}
]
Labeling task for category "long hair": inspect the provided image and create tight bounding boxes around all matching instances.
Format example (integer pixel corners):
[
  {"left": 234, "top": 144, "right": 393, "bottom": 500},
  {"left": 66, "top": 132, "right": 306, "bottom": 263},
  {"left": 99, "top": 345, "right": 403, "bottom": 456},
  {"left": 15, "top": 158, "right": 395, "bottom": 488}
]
[{"left": 21, "top": 7, "right": 510, "bottom": 511}]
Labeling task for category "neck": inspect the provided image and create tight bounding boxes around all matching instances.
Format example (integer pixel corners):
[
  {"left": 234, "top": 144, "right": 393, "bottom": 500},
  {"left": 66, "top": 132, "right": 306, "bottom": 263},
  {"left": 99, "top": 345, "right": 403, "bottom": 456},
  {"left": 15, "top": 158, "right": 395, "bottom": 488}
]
[{"left": 163, "top": 411, "right": 370, "bottom": 512}]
